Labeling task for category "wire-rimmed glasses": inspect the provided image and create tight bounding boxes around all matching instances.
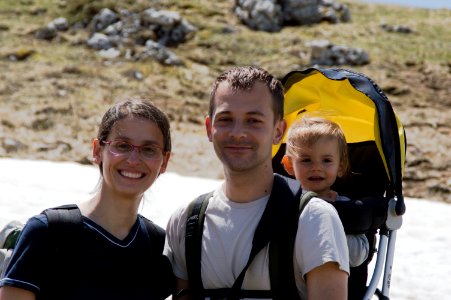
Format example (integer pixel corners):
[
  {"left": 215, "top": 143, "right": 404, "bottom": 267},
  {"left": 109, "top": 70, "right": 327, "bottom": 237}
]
[{"left": 101, "top": 140, "right": 164, "bottom": 160}]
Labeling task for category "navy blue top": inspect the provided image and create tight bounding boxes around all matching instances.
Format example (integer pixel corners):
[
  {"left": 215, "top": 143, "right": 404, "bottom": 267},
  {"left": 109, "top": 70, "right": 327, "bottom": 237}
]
[{"left": 0, "top": 212, "right": 174, "bottom": 300}]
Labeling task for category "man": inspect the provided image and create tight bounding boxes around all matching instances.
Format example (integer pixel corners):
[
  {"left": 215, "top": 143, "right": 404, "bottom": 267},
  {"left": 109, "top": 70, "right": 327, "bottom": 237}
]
[{"left": 164, "top": 66, "right": 349, "bottom": 299}]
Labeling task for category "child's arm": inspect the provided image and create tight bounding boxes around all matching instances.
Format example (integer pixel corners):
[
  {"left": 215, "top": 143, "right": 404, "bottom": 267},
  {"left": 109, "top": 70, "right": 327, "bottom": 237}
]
[{"left": 346, "top": 234, "right": 369, "bottom": 267}]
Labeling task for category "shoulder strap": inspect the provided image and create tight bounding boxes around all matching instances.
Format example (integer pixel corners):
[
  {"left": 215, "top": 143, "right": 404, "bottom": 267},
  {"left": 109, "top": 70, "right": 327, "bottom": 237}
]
[
  {"left": 300, "top": 191, "right": 317, "bottom": 212},
  {"left": 142, "top": 216, "right": 176, "bottom": 297},
  {"left": 184, "top": 191, "right": 213, "bottom": 299},
  {"left": 268, "top": 189, "right": 316, "bottom": 300},
  {"left": 184, "top": 178, "right": 309, "bottom": 300},
  {"left": 227, "top": 174, "right": 303, "bottom": 300},
  {"left": 142, "top": 217, "right": 165, "bottom": 256},
  {"left": 40, "top": 204, "right": 84, "bottom": 298},
  {"left": 263, "top": 175, "right": 302, "bottom": 300},
  {"left": 43, "top": 204, "right": 84, "bottom": 251},
  {"left": 43, "top": 204, "right": 83, "bottom": 227}
]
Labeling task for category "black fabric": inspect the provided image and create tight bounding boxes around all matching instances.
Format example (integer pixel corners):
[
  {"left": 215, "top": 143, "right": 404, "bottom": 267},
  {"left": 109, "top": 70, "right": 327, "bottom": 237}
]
[
  {"left": 268, "top": 189, "right": 314, "bottom": 300},
  {"left": 332, "top": 196, "right": 388, "bottom": 234},
  {"left": 35, "top": 205, "right": 174, "bottom": 300},
  {"left": 264, "top": 175, "right": 303, "bottom": 300},
  {"left": 185, "top": 192, "right": 212, "bottom": 300},
  {"left": 185, "top": 174, "right": 304, "bottom": 300},
  {"left": 273, "top": 141, "right": 389, "bottom": 300},
  {"left": 40, "top": 204, "right": 84, "bottom": 300},
  {"left": 333, "top": 142, "right": 389, "bottom": 199}
]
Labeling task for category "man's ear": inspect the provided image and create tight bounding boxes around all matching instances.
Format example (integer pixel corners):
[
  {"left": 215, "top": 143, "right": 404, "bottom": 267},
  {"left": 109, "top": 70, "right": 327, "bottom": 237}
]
[
  {"left": 282, "top": 155, "right": 295, "bottom": 175},
  {"left": 273, "top": 119, "right": 286, "bottom": 145},
  {"left": 205, "top": 116, "right": 213, "bottom": 142}
]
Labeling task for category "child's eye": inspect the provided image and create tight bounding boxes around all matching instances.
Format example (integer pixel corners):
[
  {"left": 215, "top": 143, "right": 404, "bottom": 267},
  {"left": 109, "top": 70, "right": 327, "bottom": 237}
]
[{"left": 301, "top": 158, "right": 311, "bottom": 163}]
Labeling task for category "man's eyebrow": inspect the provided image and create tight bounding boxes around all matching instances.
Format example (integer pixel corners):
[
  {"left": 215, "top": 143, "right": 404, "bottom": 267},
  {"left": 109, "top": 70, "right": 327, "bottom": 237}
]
[
  {"left": 246, "top": 111, "right": 265, "bottom": 115},
  {"left": 214, "top": 110, "right": 267, "bottom": 117}
]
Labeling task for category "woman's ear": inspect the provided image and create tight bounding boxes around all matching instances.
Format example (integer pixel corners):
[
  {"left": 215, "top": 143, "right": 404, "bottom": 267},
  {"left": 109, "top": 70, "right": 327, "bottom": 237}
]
[
  {"left": 282, "top": 155, "right": 295, "bottom": 175},
  {"left": 158, "top": 152, "right": 171, "bottom": 175},
  {"left": 92, "top": 138, "right": 102, "bottom": 165}
]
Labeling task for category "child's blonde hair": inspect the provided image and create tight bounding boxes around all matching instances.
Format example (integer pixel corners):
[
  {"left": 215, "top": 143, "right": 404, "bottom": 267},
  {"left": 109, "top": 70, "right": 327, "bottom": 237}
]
[{"left": 285, "top": 116, "right": 350, "bottom": 176}]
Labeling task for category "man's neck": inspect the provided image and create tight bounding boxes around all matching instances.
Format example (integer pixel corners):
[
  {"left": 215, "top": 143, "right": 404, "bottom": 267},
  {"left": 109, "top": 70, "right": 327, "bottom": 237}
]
[{"left": 223, "top": 167, "right": 274, "bottom": 203}]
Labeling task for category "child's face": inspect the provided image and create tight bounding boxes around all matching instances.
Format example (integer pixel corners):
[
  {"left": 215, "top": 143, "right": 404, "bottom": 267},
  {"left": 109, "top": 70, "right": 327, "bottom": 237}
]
[{"left": 290, "top": 137, "right": 344, "bottom": 197}]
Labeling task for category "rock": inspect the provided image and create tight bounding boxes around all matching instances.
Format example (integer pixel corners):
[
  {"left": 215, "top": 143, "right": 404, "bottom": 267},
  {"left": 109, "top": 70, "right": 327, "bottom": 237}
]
[
  {"left": 34, "top": 26, "right": 57, "bottom": 40},
  {"left": 86, "top": 33, "right": 113, "bottom": 50},
  {"left": 48, "top": 17, "right": 69, "bottom": 31}
]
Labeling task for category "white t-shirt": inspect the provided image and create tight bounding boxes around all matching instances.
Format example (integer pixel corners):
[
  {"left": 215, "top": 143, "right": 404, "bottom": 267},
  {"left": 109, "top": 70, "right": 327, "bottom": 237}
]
[{"left": 164, "top": 183, "right": 350, "bottom": 299}]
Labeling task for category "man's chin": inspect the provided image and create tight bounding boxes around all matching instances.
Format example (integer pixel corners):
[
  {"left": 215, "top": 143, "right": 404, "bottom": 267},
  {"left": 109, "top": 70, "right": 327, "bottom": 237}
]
[{"left": 222, "top": 160, "right": 252, "bottom": 172}]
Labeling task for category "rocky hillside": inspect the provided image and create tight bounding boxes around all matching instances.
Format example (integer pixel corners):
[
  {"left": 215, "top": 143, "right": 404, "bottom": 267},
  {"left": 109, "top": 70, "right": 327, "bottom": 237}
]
[{"left": 0, "top": 0, "right": 450, "bottom": 202}]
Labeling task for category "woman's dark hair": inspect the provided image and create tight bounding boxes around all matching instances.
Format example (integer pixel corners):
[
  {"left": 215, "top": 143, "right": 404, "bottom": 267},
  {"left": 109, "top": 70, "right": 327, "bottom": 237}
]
[{"left": 97, "top": 97, "right": 171, "bottom": 152}]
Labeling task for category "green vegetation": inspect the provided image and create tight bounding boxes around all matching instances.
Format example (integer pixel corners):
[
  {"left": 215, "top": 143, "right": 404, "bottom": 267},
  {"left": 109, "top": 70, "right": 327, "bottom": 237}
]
[{"left": 0, "top": 0, "right": 450, "bottom": 201}]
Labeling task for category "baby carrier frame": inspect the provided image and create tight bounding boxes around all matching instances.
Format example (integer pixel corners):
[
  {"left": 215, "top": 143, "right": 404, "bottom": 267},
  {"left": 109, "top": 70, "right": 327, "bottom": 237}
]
[{"left": 272, "top": 67, "right": 406, "bottom": 300}]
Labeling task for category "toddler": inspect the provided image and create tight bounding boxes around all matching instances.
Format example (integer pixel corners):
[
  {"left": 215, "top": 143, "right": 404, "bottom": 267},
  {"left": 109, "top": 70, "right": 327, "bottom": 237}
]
[{"left": 282, "top": 116, "right": 369, "bottom": 267}]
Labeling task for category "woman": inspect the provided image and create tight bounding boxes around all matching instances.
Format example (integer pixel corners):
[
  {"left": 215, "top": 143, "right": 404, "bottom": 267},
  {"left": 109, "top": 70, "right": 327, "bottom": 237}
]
[{"left": 0, "top": 98, "right": 175, "bottom": 300}]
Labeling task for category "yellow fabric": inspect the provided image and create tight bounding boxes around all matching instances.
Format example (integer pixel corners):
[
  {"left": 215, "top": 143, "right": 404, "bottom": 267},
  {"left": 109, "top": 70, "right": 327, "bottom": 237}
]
[{"left": 273, "top": 70, "right": 405, "bottom": 179}]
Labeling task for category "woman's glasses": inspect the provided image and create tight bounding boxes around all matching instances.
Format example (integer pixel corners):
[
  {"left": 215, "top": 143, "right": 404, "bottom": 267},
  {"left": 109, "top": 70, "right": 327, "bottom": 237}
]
[{"left": 101, "top": 140, "right": 164, "bottom": 160}]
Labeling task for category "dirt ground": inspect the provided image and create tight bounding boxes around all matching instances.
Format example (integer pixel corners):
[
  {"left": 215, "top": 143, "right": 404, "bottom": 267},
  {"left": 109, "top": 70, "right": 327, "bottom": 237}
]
[
  {"left": 0, "top": 1, "right": 449, "bottom": 204},
  {"left": 0, "top": 60, "right": 449, "bottom": 204}
]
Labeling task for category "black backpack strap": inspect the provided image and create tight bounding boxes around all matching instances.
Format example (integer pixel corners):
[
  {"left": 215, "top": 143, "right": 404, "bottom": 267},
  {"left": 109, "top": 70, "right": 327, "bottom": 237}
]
[
  {"left": 142, "top": 216, "right": 176, "bottom": 297},
  {"left": 227, "top": 174, "right": 303, "bottom": 300},
  {"left": 184, "top": 176, "right": 306, "bottom": 300},
  {"left": 257, "top": 175, "right": 300, "bottom": 300},
  {"left": 43, "top": 204, "right": 84, "bottom": 254},
  {"left": 40, "top": 204, "right": 84, "bottom": 298},
  {"left": 43, "top": 204, "right": 83, "bottom": 227},
  {"left": 43, "top": 204, "right": 84, "bottom": 251},
  {"left": 184, "top": 191, "right": 213, "bottom": 299},
  {"left": 268, "top": 189, "right": 315, "bottom": 299},
  {"left": 142, "top": 217, "right": 165, "bottom": 255}
]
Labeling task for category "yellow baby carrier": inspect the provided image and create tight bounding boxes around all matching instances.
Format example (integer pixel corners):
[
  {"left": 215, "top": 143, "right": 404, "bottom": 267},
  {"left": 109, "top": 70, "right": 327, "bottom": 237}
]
[{"left": 272, "top": 67, "right": 406, "bottom": 300}]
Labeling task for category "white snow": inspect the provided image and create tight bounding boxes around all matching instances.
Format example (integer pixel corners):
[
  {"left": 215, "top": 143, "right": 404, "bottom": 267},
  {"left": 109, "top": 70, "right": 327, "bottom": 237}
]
[{"left": 1, "top": 158, "right": 450, "bottom": 299}]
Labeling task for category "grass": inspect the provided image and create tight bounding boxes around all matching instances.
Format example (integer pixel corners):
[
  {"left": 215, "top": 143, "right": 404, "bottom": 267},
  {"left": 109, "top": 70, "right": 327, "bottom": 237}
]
[
  {"left": 0, "top": 0, "right": 450, "bottom": 201},
  {"left": 0, "top": 0, "right": 448, "bottom": 126},
  {"left": 1, "top": 0, "right": 449, "bottom": 73}
]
